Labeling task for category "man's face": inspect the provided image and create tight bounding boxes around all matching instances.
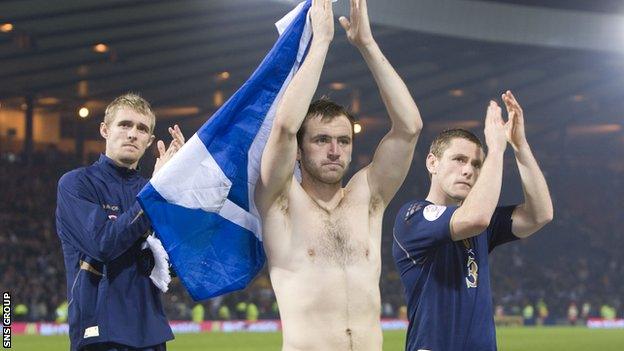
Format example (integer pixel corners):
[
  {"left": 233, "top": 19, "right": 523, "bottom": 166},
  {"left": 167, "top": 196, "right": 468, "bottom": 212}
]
[
  {"left": 427, "top": 138, "right": 484, "bottom": 201},
  {"left": 298, "top": 114, "right": 353, "bottom": 185},
  {"left": 100, "top": 108, "right": 154, "bottom": 168}
]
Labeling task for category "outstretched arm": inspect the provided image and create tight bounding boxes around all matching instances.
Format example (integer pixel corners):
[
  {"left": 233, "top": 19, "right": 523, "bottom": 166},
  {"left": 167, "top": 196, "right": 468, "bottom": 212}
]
[
  {"left": 256, "top": 0, "right": 334, "bottom": 213},
  {"left": 340, "top": 0, "right": 422, "bottom": 206},
  {"left": 502, "top": 91, "right": 553, "bottom": 237}
]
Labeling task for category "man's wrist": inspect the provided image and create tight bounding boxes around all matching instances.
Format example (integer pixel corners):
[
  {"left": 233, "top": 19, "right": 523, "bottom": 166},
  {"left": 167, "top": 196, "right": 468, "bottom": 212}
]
[
  {"left": 512, "top": 141, "right": 531, "bottom": 154},
  {"left": 311, "top": 37, "right": 332, "bottom": 48},
  {"left": 487, "top": 146, "right": 506, "bottom": 157},
  {"left": 357, "top": 39, "right": 378, "bottom": 53}
]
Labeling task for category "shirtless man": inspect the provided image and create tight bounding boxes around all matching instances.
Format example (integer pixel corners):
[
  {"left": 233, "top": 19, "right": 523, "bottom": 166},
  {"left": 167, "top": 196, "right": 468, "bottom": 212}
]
[{"left": 255, "top": 0, "right": 422, "bottom": 349}]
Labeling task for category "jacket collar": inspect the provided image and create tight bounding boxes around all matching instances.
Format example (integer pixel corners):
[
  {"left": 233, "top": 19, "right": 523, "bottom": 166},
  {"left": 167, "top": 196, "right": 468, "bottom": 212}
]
[{"left": 96, "top": 154, "right": 140, "bottom": 179}]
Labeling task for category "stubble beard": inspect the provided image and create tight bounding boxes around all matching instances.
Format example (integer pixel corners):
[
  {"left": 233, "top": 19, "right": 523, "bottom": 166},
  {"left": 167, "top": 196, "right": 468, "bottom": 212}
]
[
  {"left": 300, "top": 157, "right": 347, "bottom": 186},
  {"left": 117, "top": 148, "right": 143, "bottom": 167}
]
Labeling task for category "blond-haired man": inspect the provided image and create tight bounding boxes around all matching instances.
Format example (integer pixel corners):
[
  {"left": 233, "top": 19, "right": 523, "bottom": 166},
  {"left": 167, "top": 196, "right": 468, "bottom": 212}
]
[{"left": 56, "top": 93, "right": 184, "bottom": 351}]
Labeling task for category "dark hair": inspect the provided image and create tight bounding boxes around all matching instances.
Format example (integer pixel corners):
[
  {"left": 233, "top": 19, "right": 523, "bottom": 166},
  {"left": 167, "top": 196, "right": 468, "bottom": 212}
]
[
  {"left": 429, "top": 128, "right": 483, "bottom": 158},
  {"left": 296, "top": 97, "right": 355, "bottom": 147}
]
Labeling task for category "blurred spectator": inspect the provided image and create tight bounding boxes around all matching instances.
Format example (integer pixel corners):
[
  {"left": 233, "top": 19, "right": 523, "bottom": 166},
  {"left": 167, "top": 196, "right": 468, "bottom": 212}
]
[
  {"left": 522, "top": 302, "right": 535, "bottom": 325},
  {"left": 567, "top": 302, "right": 578, "bottom": 325},
  {"left": 581, "top": 301, "right": 591, "bottom": 320},
  {"left": 191, "top": 303, "right": 205, "bottom": 323},
  {"left": 218, "top": 304, "right": 231, "bottom": 320},
  {"left": 246, "top": 301, "right": 259, "bottom": 322},
  {"left": 537, "top": 299, "right": 549, "bottom": 325},
  {"left": 600, "top": 304, "right": 616, "bottom": 320},
  {"left": 55, "top": 300, "right": 68, "bottom": 323}
]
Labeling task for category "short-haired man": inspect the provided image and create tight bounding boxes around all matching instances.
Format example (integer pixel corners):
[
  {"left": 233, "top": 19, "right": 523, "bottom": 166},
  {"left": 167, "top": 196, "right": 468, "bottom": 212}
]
[
  {"left": 56, "top": 93, "right": 185, "bottom": 351},
  {"left": 392, "top": 92, "right": 553, "bottom": 350},
  {"left": 256, "top": 0, "right": 423, "bottom": 349}
]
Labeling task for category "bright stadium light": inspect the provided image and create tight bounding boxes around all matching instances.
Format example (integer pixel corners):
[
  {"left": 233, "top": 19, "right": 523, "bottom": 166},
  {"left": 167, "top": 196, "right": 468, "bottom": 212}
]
[
  {"left": 0, "top": 23, "right": 14, "bottom": 33},
  {"left": 354, "top": 122, "right": 362, "bottom": 134},
  {"left": 78, "top": 107, "right": 89, "bottom": 118},
  {"left": 93, "top": 43, "right": 109, "bottom": 53},
  {"left": 218, "top": 71, "right": 230, "bottom": 81}
]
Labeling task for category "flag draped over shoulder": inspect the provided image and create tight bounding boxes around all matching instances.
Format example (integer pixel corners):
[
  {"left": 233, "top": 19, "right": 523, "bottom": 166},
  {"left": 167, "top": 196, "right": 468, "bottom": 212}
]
[{"left": 137, "top": 1, "right": 313, "bottom": 301}]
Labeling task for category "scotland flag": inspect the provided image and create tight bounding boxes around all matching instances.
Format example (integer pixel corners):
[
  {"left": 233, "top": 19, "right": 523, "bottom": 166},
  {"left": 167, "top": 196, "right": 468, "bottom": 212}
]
[{"left": 137, "top": 1, "right": 313, "bottom": 301}]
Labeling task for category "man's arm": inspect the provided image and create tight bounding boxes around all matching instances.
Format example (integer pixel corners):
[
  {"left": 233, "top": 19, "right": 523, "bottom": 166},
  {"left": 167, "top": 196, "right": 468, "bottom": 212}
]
[
  {"left": 450, "top": 101, "right": 507, "bottom": 241},
  {"left": 56, "top": 173, "right": 151, "bottom": 263},
  {"left": 502, "top": 91, "right": 554, "bottom": 237},
  {"left": 56, "top": 125, "right": 186, "bottom": 263},
  {"left": 340, "top": 0, "right": 422, "bottom": 205},
  {"left": 256, "top": 0, "right": 334, "bottom": 212}
]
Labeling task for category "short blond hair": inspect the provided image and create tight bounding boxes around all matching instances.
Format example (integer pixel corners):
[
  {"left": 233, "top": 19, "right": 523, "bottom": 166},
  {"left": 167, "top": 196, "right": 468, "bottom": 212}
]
[{"left": 104, "top": 93, "right": 156, "bottom": 133}]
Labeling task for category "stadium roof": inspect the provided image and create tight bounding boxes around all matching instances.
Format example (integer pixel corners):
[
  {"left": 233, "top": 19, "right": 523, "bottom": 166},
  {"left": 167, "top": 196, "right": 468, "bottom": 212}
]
[{"left": 0, "top": 0, "right": 622, "bottom": 154}]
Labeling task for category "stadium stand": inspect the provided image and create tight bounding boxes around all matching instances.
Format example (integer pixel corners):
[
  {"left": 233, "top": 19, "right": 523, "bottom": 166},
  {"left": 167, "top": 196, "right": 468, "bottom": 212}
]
[{"left": 1, "top": 148, "right": 620, "bottom": 323}]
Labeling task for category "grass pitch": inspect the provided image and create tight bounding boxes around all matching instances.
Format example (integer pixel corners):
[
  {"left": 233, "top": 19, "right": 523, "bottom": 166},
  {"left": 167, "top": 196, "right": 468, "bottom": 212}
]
[{"left": 12, "top": 327, "right": 624, "bottom": 350}]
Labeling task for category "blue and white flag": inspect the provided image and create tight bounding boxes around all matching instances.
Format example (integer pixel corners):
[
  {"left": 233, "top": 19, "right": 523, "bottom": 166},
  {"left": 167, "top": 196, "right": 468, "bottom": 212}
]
[{"left": 137, "top": 1, "right": 313, "bottom": 301}]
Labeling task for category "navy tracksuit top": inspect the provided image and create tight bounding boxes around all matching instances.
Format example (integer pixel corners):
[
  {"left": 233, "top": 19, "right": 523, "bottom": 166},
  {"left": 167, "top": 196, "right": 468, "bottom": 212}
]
[{"left": 56, "top": 154, "right": 173, "bottom": 350}]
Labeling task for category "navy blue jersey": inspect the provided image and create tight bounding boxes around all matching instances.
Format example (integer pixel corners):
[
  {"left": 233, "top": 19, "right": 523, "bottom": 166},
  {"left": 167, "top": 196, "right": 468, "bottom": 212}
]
[
  {"left": 56, "top": 155, "right": 173, "bottom": 351},
  {"left": 392, "top": 200, "right": 517, "bottom": 351}
]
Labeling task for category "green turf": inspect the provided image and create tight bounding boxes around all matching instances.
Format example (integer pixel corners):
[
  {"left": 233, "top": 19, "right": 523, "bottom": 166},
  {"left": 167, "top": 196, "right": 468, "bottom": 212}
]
[{"left": 11, "top": 327, "right": 624, "bottom": 350}]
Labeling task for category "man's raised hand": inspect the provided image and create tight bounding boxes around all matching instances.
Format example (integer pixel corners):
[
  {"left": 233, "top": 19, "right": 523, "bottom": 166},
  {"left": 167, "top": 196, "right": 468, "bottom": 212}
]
[
  {"left": 311, "top": 0, "right": 335, "bottom": 45},
  {"left": 502, "top": 90, "right": 527, "bottom": 151},
  {"left": 339, "top": 0, "right": 374, "bottom": 48},
  {"left": 153, "top": 124, "right": 185, "bottom": 175}
]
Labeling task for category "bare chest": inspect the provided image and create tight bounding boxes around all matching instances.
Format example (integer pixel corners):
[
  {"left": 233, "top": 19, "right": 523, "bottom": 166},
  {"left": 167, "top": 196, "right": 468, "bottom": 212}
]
[{"left": 290, "top": 202, "right": 374, "bottom": 267}]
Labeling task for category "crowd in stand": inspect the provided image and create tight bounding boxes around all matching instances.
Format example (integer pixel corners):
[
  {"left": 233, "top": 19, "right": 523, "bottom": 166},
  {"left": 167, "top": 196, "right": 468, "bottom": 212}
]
[
  {"left": 490, "top": 164, "right": 623, "bottom": 323},
  {"left": 1, "top": 149, "right": 621, "bottom": 322}
]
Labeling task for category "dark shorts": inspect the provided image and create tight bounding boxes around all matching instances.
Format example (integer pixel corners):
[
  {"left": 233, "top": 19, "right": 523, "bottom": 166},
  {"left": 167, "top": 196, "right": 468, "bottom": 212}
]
[{"left": 80, "top": 343, "right": 166, "bottom": 351}]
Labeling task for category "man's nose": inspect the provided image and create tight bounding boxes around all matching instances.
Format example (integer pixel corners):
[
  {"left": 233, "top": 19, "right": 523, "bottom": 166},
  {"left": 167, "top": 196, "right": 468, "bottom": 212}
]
[
  {"left": 126, "top": 126, "right": 138, "bottom": 139},
  {"left": 328, "top": 140, "right": 340, "bottom": 159},
  {"left": 329, "top": 140, "right": 340, "bottom": 156}
]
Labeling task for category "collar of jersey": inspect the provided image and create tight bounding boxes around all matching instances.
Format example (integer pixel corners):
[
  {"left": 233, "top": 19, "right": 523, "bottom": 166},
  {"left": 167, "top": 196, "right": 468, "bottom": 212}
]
[{"left": 97, "top": 154, "right": 141, "bottom": 179}]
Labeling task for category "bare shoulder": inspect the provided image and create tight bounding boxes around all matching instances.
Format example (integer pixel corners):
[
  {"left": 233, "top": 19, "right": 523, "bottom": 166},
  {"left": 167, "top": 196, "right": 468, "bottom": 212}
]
[
  {"left": 344, "top": 169, "right": 369, "bottom": 195},
  {"left": 261, "top": 177, "right": 305, "bottom": 216},
  {"left": 344, "top": 168, "right": 384, "bottom": 213}
]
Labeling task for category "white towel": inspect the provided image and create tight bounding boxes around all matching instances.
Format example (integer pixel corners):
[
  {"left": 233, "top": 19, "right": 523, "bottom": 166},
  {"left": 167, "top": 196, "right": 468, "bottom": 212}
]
[{"left": 143, "top": 234, "right": 171, "bottom": 293}]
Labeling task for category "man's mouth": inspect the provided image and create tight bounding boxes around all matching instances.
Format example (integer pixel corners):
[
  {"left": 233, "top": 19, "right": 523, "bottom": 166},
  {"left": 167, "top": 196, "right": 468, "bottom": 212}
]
[
  {"left": 123, "top": 144, "right": 138, "bottom": 150},
  {"left": 323, "top": 162, "right": 343, "bottom": 167}
]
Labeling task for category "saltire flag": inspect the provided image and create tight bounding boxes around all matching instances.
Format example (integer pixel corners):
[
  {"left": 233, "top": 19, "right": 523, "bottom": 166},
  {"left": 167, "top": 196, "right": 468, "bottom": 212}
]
[{"left": 137, "top": 1, "right": 313, "bottom": 301}]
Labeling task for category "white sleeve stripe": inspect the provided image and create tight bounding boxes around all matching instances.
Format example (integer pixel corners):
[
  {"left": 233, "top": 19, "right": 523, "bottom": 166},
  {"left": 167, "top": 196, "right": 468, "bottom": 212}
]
[{"left": 393, "top": 229, "right": 417, "bottom": 266}]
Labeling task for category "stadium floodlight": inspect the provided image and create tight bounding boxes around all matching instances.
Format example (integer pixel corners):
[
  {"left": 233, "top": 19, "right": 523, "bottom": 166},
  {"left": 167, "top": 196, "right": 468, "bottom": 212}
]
[
  {"left": 354, "top": 122, "right": 362, "bottom": 134},
  {"left": 78, "top": 107, "right": 89, "bottom": 118},
  {"left": 92, "top": 43, "right": 109, "bottom": 53},
  {"left": 0, "top": 23, "right": 13, "bottom": 33}
]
